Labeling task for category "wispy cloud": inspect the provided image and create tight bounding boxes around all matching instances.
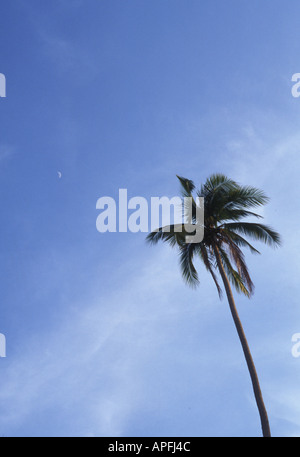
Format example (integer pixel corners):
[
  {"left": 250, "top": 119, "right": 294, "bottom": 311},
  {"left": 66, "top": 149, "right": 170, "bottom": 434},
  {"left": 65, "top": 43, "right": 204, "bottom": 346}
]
[{"left": 0, "top": 246, "right": 215, "bottom": 436}]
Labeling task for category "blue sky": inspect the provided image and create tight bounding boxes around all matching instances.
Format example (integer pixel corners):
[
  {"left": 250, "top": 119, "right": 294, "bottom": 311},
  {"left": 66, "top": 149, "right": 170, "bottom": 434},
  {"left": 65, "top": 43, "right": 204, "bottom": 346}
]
[{"left": 0, "top": 0, "right": 300, "bottom": 437}]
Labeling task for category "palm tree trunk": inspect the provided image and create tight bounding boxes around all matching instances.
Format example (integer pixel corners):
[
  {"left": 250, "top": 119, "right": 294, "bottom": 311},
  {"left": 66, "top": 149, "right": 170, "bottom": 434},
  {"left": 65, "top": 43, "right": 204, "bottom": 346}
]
[{"left": 213, "top": 244, "right": 271, "bottom": 437}]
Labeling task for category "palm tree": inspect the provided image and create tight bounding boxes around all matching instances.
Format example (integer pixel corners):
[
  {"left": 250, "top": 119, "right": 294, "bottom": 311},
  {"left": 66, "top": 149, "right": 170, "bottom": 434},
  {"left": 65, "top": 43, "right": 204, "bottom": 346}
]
[{"left": 146, "top": 174, "right": 281, "bottom": 437}]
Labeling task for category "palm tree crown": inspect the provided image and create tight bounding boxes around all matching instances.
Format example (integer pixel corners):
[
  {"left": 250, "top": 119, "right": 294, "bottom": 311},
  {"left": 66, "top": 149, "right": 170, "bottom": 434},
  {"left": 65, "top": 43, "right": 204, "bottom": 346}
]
[{"left": 147, "top": 173, "right": 281, "bottom": 297}]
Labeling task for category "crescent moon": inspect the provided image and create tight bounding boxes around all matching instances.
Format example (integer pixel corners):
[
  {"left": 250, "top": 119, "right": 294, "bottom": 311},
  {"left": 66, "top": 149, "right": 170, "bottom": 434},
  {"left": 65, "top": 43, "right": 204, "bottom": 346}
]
[{"left": 57, "top": 171, "right": 62, "bottom": 178}]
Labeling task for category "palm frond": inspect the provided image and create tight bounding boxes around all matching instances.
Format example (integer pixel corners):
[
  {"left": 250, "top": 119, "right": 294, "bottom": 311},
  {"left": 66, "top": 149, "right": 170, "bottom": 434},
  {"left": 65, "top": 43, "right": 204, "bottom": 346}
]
[
  {"left": 222, "top": 222, "right": 281, "bottom": 247},
  {"left": 224, "top": 186, "right": 269, "bottom": 209},
  {"left": 197, "top": 244, "right": 222, "bottom": 298},
  {"left": 146, "top": 224, "right": 186, "bottom": 247},
  {"left": 179, "top": 242, "right": 199, "bottom": 287},
  {"left": 221, "top": 229, "right": 261, "bottom": 255},
  {"left": 221, "top": 235, "right": 254, "bottom": 295},
  {"left": 218, "top": 246, "right": 252, "bottom": 297},
  {"left": 200, "top": 174, "right": 239, "bottom": 197},
  {"left": 200, "top": 175, "right": 239, "bottom": 213},
  {"left": 200, "top": 176, "right": 269, "bottom": 225},
  {"left": 217, "top": 208, "right": 263, "bottom": 223},
  {"left": 176, "top": 175, "right": 195, "bottom": 197}
]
